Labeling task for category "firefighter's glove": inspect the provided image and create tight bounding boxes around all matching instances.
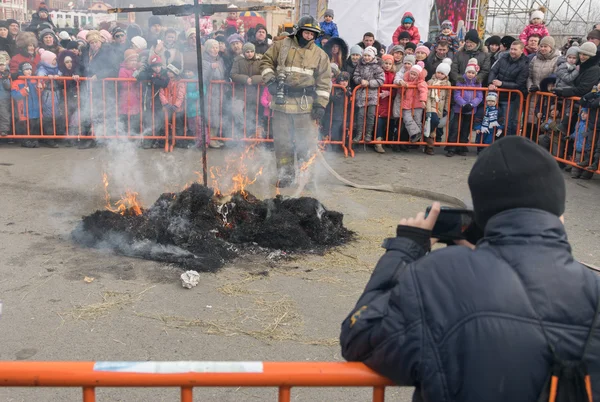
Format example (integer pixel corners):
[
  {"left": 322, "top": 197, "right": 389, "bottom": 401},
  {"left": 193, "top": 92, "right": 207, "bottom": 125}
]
[{"left": 311, "top": 105, "right": 325, "bottom": 121}]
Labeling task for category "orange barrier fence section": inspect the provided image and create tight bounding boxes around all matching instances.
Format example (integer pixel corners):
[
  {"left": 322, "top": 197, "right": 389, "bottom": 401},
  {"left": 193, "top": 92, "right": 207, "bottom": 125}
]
[
  {"left": 0, "top": 361, "right": 393, "bottom": 402},
  {"left": 522, "top": 92, "right": 600, "bottom": 176},
  {"left": 348, "top": 85, "right": 524, "bottom": 157}
]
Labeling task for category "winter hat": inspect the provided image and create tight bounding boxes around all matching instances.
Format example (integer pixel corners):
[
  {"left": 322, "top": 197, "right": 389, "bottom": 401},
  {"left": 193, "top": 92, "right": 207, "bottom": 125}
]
[
  {"left": 486, "top": 35, "right": 502, "bottom": 46},
  {"left": 148, "top": 16, "right": 162, "bottom": 28},
  {"left": 130, "top": 36, "right": 147, "bottom": 50},
  {"left": 77, "top": 30, "right": 89, "bottom": 42},
  {"left": 6, "top": 19, "right": 18, "bottom": 27},
  {"left": 255, "top": 23, "right": 267, "bottom": 34},
  {"left": 468, "top": 136, "right": 565, "bottom": 228},
  {"left": 465, "top": 58, "right": 480, "bottom": 73},
  {"left": 571, "top": 41, "right": 580, "bottom": 47},
  {"left": 99, "top": 29, "right": 113, "bottom": 43},
  {"left": 399, "top": 31, "right": 411, "bottom": 40},
  {"left": 149, "top": 54, "right": 162, "bottom": 66},
  {"left": 324, "top": 9, "right": 334, "bottom": 18},
  {"left": 38, "top": 3, "right": 49, "bottom": 13},
  {"left": 39, "top": 49, "right": 56, "bottom": 66},
  {"left": 349, "top": 44, "right": 363, "bottom": 55},
  {"left": 441, "top": 20, "right": 453, "bottom": 30},
  {"left": 464, "top": 29, "right": 480, "bottom": 45},
  {"left": 19, "top": 62, "right": 32, "bottom": 73},
  {"left": 405, "top": 42, "right": 417, "bottom": 52},
  {"left": 0, "top": 20, "right": 8, "bottom": 29},
  {"left": 381, "top": 54, "right": 394, "bottom": 63},
  {"left": 58, "top": 31, "right": 70, "bottom": 41},
  {"left": 403, "top": 54, "right": 416, "bottom": 65},
  {"left": 86, "top": 30, "right": 102, "bottom": 44},
  {"left": 16, "top": 31, "right": 38, "bottom": 49},
  {"left": 500, "top": 35, "right": 516, "bottom": 49},
  {"left": 363, "top": 46, "right": 377, "bottom": 58},
  {"left": 242, "top": 42, "right": 255, "bottom": 53},
  {"left": 540, "top": 35, "right": 555, "bottom": 49},
  {"left": 436, "top": 59, "right": 451, "bottom": 76},
  {"left": 402, "top": 15, "right": 414, "bottom": 24},
  {"left": 588, "top": 29, "right": 600, "bottom": 41},
  {"left": 338, "top": 71, "right": 350, "bottom": 82},
  {"left": 416, "top": 45, "right": 430, "bottom": 56},
  {"left": 126, "top": 24, "right": 142, "bottom": 40},
  {"left": 579, "top": 41, "right": 598, "bottom": 57},
  {"left": 112, "top": 27, "right": 125, "bottom": 37},
  {"left": 66, "top": 41, "right": 79, "bottom": 50},
  {"left": 530, "top": 10, "right": 544, "bottom": 21},
  {"left": 57, "top": 50, "right": 79, "bottom": 75},
  {"left": 442, "top": 57, "right": 453, "bottom": 64},
  {"left": 39, "top": 28, "right": 55, "bottom": 41},
  {"left": 227, "top": 33, "right": 244, "bottom": 45},
  {"left": 124, "top": 49, "right": 138, "bottom": 61},
  {"left": 204, "top": 39, "right": 219, "bottom": 50},
  {"left": 167, "top": 62, "right": 181, "bottom": 76},
  {"left": 486, "top": 91, "right": 498, "bottom": 102},
  {"left": 566, "top": 46, "right": 579, "bottom": 57},
  {"left": 390, "top": 45, "right": 405, "bottom": 54},
  {"left": 186, "top": 28, "right": 196, "bottom": 38},
  {"left": 410, "top": 64, "right": 423, "bottom": 74}
]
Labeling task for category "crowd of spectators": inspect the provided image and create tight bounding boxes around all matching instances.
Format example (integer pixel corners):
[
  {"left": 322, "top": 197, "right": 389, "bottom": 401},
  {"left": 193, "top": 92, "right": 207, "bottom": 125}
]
[{"left": 1, "top": 3, "right": 600, "bottom": 177}]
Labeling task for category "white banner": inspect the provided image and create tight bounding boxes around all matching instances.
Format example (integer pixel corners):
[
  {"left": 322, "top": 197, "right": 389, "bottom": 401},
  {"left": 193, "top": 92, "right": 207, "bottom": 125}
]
[{"left": 327, "top": 0, "right": 434, "bottom": 50}]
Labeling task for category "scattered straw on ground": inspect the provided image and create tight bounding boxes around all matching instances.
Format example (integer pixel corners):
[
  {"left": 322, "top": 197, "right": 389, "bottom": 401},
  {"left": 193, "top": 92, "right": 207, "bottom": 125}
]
[{"left": 66, "top": 286, "right": 155, "bottom": 320}]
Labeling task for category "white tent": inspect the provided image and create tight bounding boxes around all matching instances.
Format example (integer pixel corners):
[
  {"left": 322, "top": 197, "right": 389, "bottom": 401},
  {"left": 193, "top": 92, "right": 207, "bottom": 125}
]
[{"left": 326, "top": 0, "right": 435, "bottom": 49}]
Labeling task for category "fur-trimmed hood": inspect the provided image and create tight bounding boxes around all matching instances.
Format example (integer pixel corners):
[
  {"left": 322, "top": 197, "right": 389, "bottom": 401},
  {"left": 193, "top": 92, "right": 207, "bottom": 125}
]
[
  {"left": 323, "top": 37, "right": 348, "bottom": 65},
  {"left": 16, "top": 31, "right": 38, "bottom": 50}
]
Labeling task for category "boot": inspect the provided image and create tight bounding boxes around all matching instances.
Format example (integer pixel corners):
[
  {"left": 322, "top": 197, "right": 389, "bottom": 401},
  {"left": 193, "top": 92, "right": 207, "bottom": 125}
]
[
  {"left": 571, "top": 167, "right": 583, "bottom": 179},
  {"left": 41, "top": 139, "right": 59, "bottom": 148},
  {"left": 374, "top": 138, "right": 385, "bottom": 153},
  {"left": 424, "top": 138, "right": 434, "bottom": 155},
  {"left": 352, "top": 134, "right": 362, "bottom": 144},
  {"left": 580, "top": 170, "right": 594, "bottom": 180},
  {"left": 365, "top": 134, "right": 373, "bottom": 142},
  {"left": 77, "top": 140, "right": 95, "bottom": 149},
  {"left": 21, "top": 140, "right": 39, "bottom": 148}
]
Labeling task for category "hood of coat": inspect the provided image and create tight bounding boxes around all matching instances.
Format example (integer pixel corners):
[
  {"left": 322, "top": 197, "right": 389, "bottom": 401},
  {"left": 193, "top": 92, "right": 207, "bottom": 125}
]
[
  {"left": 323, "top": 37, "right": 349, "bottom": 63},
  {"left": 57, "top": 50, "right": 79, "bottom": 76}
]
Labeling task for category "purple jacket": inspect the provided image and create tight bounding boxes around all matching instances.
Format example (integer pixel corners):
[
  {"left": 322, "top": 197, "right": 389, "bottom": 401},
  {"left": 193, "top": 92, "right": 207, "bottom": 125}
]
[{"left": 452, "top": 75, "right": 483, "bottom": 115}]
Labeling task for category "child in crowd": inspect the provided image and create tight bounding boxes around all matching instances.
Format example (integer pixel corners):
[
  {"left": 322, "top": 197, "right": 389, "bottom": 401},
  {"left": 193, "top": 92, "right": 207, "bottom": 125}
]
[
  {"left": 36, "top": 50, "right": 63, "bottom": 147},
  {"left": 160, "top": 63, "right": 186, "bottom": 143},
  {"left": 137, "top": 54, "right": 169, "bottom": 148},
  {"left": 118, "top": 49, "right": 141, "bottom": 136},
  {"left": 569, "top": 108, "right": 592, "bottom": 179},
  {"left": 435, "top": 20, "right": 460, "bottom": 53},
  {"left": 183, "top": 64, "right": 211, "bottom": 149},
  {"left": 415, "top": 45, "right": 430, "bottom": 71},
  {"left": 317, "top": 9, "right": 339, "bottom": 46},
  {"left": 555, "top": 46, "right": 579, "bottom": 90},
  {"left": 374, "top": 54, "right": 396, "bottom": 153},
  {"left": 474, "top": 92, "right": 504, "bottom": 154},
  {"left": 392, "top": 12, "right": 420, "bottom": 45},
  {"left": 392, "top": 54, "right": 415, "bottom": 125},
  {"left": 57, "top": 50, "right": 81, "bottom": 145},
  {"left": 343, "top": 45, "right": 362, "bottom": 90},
  {"left": 396, "top": 31, "right": 412, "bottom": 49},
  {"left": 519, "top": 8, "right": 549, "bottom": 44},
  {"left": 11, "top": 62, "right": 40, "bottom": 148},
  {"left": 404, "top": 42, "right": 417, "bottom": 55},
  {"left": 425, "top": 59, "right": 452, "bottom": 155},
  {"left": 446, "top": 58, "right": 483, "bottom": 157},
  {"left": 0, "top": 54, "right": 11, "bottom": 136},
  {"left": 322, "top": 71, "right": 350, "bottom": 144},
  {"left": 352, "top": 46, "right": 384, "bottom": 143},
  {"left": 230, "top": 42, "right": 262, "bottom": 139},
  {"left": 399, "top": 62, "right": 428, "bottom": 143},
  {"left": 389, "top": 45, "right": 404, "bottom": 71}
]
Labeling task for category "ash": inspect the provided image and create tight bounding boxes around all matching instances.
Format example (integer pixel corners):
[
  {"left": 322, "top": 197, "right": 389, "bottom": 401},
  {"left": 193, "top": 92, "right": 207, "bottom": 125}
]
[{"left": 72, "top": 184, "right": 353, "bottom": 272}]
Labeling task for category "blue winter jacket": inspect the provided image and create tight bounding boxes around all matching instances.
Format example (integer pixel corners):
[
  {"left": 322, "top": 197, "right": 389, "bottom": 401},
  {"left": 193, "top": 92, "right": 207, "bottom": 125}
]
[
  {"left": 341, "top": 208, "right": 600, "bottom": 402},
  {"left": 570, "top": 117, "right": 592, "bottom": 153},
  {"left": 11, "top": 79, "right": 41, "bottom": 119},
  {"left": 317, "top": 21, "right": 339, "bottom": 45}
]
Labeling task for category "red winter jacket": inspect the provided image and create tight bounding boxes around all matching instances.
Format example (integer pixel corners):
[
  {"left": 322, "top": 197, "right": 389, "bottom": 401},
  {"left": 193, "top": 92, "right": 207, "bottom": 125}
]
[
  {"left": 10, "top": 52, "right": 41, "bottom": 75},
  {"left": 392, "top": 12, "right": 421, "bottom": 45},
  {"left": 377, "top": 70, "right": 396, "bottom": 117}
]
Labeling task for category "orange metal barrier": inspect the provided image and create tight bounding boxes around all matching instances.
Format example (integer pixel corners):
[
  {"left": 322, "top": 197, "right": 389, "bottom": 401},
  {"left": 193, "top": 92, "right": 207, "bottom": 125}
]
[
  {"left": 8, "top": 76, "right": 170, "bottom": 151},
  {"left": 348, "top": 85, "right": 524, "bottom": 157},
  {"left": 0, "top": 361, "right": 394, "bottom": 402},
  {"left": 522, "top": 92, "right": 599, "bottom": 177}
]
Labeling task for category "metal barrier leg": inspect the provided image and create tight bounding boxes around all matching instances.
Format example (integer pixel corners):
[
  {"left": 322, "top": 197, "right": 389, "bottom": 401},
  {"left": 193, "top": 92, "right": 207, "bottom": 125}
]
[
  {"left": 181, "top": 386, "right": 193, "bottom": 402},
  {"left": 278, "top": 386, "right": 291, "bottom": 402},
  {"left": 372, "top": 386, "right": 385, "bottom": 402},
  {"left": 82, "top": 386, "right": 95, "bottom": 402}
]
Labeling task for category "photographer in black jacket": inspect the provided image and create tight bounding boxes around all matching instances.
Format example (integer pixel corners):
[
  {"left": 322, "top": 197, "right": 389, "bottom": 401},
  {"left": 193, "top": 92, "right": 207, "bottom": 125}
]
[{"left": 340, "top": 136, "right": 600, "bottom": 402}]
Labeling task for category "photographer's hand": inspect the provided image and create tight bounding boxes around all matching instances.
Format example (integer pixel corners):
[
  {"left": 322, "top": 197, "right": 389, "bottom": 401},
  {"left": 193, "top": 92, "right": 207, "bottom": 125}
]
[
  {"left": 399, "top": 202, "right": 440, "bottom": 231},
  {"left": 396, "top": 202, "right": 441, "bottom": 250}
]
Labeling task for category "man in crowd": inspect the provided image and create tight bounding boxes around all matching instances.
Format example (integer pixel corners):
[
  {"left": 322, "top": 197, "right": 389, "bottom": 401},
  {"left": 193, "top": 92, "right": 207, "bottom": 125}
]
[
  {"left": 425, "top": 40, "right": 450, "bottom": 80},
  {"left": 251, "top": 24, "right": 270, "bottom": 55},
  {"left": 340, "top": 136, "right": 600, "bottom": 402},
  {"left": 146, "top": 16, "right": 163, "bottom": 49},
  {"left": 450, "top": 29, "right": 490, "bottom": 85},
  {"left": 260, "top": 16, "right": 331, "bottom": 188},
  {"left": 489, "top": 40, "right": 529, "bottom": 136},
  {"left": 357, "top": 32, "right": 383, "bottom": 57}
]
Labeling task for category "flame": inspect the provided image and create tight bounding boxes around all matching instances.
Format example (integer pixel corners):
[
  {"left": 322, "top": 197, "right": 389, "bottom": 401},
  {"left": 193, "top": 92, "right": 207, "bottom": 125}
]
[
  {"left": 300, "top": 152, "right": 318, "bottom": 172},
  {"left": 102, "top": 172, "right": 143, "bottom": 216},
  {"left": 208, "top": 144, "right": 263, "bottom": 199}
]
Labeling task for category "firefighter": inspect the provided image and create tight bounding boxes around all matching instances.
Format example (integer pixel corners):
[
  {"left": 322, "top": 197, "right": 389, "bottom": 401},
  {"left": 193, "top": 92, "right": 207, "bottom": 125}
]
[{"left": 260, "top": 16, "right": 332, "bottom": 188}]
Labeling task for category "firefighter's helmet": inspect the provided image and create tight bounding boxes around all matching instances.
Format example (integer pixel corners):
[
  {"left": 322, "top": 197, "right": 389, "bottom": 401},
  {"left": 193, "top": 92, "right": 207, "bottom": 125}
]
[{"left": 294, "top": 16, "right": 321, "bottom": 36}]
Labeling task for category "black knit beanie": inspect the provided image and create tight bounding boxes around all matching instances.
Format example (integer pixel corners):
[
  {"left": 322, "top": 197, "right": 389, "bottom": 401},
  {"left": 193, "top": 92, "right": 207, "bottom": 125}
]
[
  {"left": 486, "top": 35, "right": 501, "bottom": 46},
  {"left": 468, "top": 136, "right": 566, "bottom": 228},
  {"left": 501, "top": 35, "right": 516, "bottom": 49},
  {"left": 465, "top": 29, "right": 480, "bottom": 44}
]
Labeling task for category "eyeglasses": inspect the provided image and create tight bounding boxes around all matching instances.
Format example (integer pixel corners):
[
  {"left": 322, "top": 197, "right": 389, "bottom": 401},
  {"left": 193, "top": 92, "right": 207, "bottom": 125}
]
[{"left": 115, "top": 34, "right": 125, "bottom": 38}]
